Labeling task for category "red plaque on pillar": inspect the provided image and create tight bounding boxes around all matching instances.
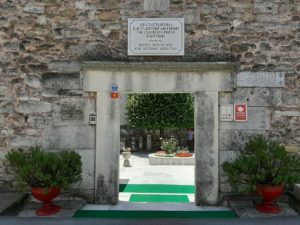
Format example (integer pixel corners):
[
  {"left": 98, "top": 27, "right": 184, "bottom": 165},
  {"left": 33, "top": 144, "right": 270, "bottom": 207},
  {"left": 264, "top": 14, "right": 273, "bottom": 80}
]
[
  {"left": 111, "top": 92, "right": 119, "bottom": 99},
  {"left": 234, "top": 104, "right": 247, "bottom": 122},
  {"left": 111, "top": 85, "right": 119, "bottom": 99}
]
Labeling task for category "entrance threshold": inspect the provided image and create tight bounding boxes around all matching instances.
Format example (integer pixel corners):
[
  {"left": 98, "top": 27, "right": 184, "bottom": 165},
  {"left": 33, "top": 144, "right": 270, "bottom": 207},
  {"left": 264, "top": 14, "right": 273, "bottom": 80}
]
[
  {"left": 81, "top": 202, "right": 231, "bottom": 211},
  {"left": 74, "top": 202, "right": 237, "bottom": 218}
]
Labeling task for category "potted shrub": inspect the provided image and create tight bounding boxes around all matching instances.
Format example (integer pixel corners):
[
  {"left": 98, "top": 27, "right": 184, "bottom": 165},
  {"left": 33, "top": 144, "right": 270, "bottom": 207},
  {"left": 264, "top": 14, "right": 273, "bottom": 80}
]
[
  {"left": 176, "top": 147, "right": 193, "bottom": 157},
  {"left": 222, "top": 135, "right": 300, "bottom": 214},
  {"left": 6, "top": 147, "right": 82, "bottom": 216}
]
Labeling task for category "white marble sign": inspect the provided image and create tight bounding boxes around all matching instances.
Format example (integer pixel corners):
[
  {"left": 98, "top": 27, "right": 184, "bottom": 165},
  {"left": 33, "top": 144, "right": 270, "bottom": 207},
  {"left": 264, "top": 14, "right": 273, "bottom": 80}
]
[
  {"left": 128, "top": 18, "right": 184, "bottom": 56},
  {"left": 237, "top": 71, "right": 285, "bottom": 87}
]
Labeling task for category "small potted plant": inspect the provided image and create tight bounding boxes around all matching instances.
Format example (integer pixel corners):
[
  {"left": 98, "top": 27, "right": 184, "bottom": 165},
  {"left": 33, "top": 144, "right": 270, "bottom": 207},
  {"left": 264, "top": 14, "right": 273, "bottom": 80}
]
[
  {"left": 176, "top": 147, "right": 193, "bottom": 157},
  {"left": 222, "top": 135, "right": 300, "bottom": 214},
  {"left": 6, "top": 147, "right": 82, "bottom": 216}
]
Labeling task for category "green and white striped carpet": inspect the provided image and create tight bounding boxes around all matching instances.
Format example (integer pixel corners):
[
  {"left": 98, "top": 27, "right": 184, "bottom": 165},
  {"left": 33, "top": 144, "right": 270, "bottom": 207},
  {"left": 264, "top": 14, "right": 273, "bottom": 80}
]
[{"left": 119, "top": 184, "right": 195, "bottom": 203}]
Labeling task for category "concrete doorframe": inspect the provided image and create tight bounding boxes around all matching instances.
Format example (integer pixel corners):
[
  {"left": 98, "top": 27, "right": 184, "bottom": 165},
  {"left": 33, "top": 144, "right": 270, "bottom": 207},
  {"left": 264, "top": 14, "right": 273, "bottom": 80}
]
[{"left": 82, "top": 62, "right": 238, "bottom": 205}]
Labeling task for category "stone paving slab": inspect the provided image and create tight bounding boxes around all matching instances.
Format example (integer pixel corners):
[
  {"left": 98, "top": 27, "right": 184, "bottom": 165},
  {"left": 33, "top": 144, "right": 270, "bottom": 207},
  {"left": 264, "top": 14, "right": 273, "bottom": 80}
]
[
  {"left": 18, "top": 195, "right": 85, "bottom": 218},
  {"left": 228, "top": 195, "right": 298, "bottom": 218},
  {"left": 0, "top": 193, "right": 27, "bottom": 215},
  {"left": 234, "top": 206, "right": 298, "bottom": 218}
]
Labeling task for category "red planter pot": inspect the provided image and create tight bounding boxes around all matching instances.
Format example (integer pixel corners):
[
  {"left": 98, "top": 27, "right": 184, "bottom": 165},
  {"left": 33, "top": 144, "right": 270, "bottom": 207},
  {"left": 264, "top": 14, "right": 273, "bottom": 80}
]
[
  {"left": 31, "top": 187, "right": 61, "bottom": 216},
  {"left": 255, "top": 184, "right": 284, "bottom": 214},
  {"left": 175, "top": 153, "right": 193, "bottom": 157}
]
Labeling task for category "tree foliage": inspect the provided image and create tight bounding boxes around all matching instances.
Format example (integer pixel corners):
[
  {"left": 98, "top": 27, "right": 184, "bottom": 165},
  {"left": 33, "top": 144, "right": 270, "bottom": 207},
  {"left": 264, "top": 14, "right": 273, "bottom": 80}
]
[{"left": 126, "top": 93, "right": 194, "bottom": 129}]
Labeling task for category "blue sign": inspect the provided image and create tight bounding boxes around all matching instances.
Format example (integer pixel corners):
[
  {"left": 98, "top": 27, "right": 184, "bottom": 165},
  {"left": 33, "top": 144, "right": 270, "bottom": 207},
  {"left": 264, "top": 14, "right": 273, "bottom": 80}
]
[{"left": 112, "top": 85, "right": 118, "bottom": 92}]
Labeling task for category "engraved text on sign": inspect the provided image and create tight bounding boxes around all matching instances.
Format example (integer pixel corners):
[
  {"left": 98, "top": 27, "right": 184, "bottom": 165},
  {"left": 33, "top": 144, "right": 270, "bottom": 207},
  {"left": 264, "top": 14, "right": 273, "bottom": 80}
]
[{"left": 128, "top": 18, "right": 184, "bottom": 56}]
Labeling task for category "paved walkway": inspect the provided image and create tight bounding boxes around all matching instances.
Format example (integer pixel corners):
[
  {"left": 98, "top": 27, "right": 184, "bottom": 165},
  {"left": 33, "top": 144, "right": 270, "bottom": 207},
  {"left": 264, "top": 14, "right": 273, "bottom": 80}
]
[
  {"left": 119, "top": 152, "right": 194, "bottom": 185},
  {"left": 119, "top": 152, "right": 194, "bottom": 202}
]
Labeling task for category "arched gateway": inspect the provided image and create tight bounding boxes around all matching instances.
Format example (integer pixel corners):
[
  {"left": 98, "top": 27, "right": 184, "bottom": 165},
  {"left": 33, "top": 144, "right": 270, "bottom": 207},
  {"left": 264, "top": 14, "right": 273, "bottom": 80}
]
[{"left": 82, "top": 61, "right": 238, "bottom": 205}]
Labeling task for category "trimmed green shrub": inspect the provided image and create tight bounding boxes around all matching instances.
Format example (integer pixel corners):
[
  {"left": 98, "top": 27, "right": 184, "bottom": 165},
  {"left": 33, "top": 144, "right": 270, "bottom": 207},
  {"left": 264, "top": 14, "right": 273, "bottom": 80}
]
[
  {"left": 6, "top": 147, "right": 82, "bottom": 189},
  {"left": 126, "top": 93, "right": 194, "bottom": 129},
  {"left": 222, "top": 135, "right": 300, "bottom": 192}
]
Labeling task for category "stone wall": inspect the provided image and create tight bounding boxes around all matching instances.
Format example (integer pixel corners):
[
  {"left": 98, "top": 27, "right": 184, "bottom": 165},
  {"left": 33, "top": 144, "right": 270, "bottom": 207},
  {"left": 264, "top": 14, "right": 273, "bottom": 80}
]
[{"left": 1, "top": 0, "right": 300, "bottom": 198}]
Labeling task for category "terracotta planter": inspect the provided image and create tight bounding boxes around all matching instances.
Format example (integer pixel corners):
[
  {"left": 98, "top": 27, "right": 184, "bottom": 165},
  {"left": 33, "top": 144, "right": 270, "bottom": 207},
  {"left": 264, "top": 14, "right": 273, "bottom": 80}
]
[
  {"left": 31, "top": 187, "right": 61, "bottom": 216},
  {"left": 255, "top": 184, "right": 284, "bottom": 214},
  {"left": 176, "top": 153, "right": 193, "bottom": 157}
]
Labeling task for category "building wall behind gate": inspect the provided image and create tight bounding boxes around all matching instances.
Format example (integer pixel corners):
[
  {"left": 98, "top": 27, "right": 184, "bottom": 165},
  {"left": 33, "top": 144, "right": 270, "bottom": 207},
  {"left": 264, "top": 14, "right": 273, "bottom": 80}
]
[{"left": 0, "top": 0, "right": 300, "bottom": 199}]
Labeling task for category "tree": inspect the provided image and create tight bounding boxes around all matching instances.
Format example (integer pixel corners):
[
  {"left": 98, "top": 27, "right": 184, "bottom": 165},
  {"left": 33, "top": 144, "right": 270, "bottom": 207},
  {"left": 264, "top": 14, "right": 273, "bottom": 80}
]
[{"left": 126, "top": 93, "right": 194, "bottom": 129}]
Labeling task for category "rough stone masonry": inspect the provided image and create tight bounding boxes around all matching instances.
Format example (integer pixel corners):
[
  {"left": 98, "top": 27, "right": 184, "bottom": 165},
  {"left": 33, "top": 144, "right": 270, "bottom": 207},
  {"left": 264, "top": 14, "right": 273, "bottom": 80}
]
[{"left": 0, "top": 0, "right": 300, "bottom": 202}]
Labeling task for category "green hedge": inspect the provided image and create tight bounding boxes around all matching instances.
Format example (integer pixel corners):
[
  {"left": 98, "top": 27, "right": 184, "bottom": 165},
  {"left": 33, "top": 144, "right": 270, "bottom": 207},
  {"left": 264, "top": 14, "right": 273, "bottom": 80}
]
[{"left": 126, "top": 93, "right": 194, "bottom": 129}]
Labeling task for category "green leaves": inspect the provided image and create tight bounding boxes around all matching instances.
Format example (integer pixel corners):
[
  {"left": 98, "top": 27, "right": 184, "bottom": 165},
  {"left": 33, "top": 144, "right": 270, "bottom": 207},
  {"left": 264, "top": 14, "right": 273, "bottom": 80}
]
[
  {"left": 222, "top": 135, "right": 300, "bottom": 192},
  {"left": 126, "top": 93, "right": 194, "bottom": 129},
  {"left": 161, "top": 137, "right": 179, "bottom": 154},
  {"left": 6, "top": 147, "right": 82, "bottom": 189}
]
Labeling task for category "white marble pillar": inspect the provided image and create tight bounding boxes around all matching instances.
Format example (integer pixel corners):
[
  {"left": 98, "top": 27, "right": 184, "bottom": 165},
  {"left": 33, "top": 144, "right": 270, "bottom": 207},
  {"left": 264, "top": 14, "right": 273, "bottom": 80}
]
[
  {"left": 194, "top": 92, "right": 219, "bottom": 205},
  {"left": 95, "top": 92, "right": 120, "bottom": 204}
]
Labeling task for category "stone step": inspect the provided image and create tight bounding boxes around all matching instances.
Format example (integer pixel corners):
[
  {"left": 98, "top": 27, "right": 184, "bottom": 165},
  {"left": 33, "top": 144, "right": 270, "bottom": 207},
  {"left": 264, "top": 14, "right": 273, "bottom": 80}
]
[
  {"left": 18, "top": 194, "right": 86, "bottom": 217},
  {"left": 0, "top": 193, "right": 27, "bottom": 216}
]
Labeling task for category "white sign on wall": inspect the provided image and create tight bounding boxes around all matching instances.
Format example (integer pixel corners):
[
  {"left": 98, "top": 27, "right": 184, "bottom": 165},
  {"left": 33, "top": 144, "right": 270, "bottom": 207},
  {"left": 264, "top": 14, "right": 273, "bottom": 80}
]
[
  {"left": 220, "top": 104, "right": 233, "bottom": 122},
  {"left": 128, "top": 18, "right": 184, "bottom": 56}
]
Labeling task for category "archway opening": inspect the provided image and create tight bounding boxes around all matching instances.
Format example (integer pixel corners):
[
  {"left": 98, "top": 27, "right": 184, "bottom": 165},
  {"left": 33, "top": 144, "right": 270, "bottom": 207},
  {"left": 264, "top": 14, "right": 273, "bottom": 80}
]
[{"left": 119, "top": 93, "right": 195, "bottom": 204}]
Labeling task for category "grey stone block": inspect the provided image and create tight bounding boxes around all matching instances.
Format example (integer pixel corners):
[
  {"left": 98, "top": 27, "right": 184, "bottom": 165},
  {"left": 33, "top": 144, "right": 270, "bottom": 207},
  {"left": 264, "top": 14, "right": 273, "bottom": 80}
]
[
  {"left": 42, "top": 72, "right": 82, "bottom": 96},
  {"left": 23, "top": 3, "right": 44, "bottom": 14},
  {"left": 75, "top": 1, "right": 96, "bottom": 10},
  {"left": 282, "top": 91, "right": 300, "bottom": 105},
  {"left": 0, "top": 101, "right": 14, "bottom": 113},
  {"left": 219, "top": 130, "right": 266, "bottom": 151},
  {"left": 24, "top": 75, "right": 41, "bottom": 89},
  {"left": 185, "top": 7, "right": 200, "bottom": 25},
  {"left": 10, "top": 136, "right": 41, "bottom": 148},
  {"left": 274, "top": 110, "right": 300, "bottom": 117},
  {"left": 0, "top": 85, "right": 9, "bottom": 93},
  {"left": 16, "top": 100, "right": 52, "bottom": 114},
  {"left": 48, "top": 61, "right": 81, "bottom": 73},
  {"left": 196, "top": 36, "right": 220, "bottom": 48},
  {"left": 237, "top": 71, "right": 285, "bottom": 87},
  {"left": 42, "top": 126, "right": 95, "bottom": 150},
  {"left": 254, "top": 1, "right": 279, "bottom": 14},
  {"left": 52, "top": 97, "right": 95, "bottom": 126},
  {"left": 220, "top": 88, "right": 282, "bottom": 107},
  {"left": 27, "top": 116, "right": 50, "bottom": 126},
  {"left": 144, "top": 0, "right": 169, "bottom": 11}
]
